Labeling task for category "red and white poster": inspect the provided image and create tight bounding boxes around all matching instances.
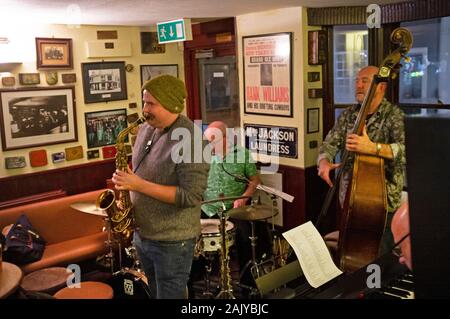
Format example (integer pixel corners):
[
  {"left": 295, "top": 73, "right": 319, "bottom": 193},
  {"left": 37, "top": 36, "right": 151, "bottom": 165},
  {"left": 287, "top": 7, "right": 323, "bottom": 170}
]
[{"left": 243, "top": 33, "right": 292, "bottom": 117}]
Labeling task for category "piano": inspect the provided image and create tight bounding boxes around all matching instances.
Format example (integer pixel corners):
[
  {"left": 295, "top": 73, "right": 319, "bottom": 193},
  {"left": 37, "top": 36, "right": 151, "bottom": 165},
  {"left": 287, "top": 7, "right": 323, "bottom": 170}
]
[{"left": 293, "top": 252, "right": 414, "bottom": 299}]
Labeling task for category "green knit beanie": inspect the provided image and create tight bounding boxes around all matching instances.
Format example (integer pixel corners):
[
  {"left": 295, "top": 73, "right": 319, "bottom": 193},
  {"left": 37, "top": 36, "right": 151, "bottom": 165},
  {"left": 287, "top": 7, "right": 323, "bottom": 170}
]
[{"left": 142, "top": 74, "right": 187, "bottom": 113}]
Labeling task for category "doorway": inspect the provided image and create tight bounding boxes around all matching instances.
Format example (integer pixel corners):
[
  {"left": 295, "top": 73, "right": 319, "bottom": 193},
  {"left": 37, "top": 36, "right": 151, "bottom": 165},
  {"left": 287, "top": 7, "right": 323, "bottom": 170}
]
[{"left": 198, "top": 56, "right": 239, "bottom": 128}]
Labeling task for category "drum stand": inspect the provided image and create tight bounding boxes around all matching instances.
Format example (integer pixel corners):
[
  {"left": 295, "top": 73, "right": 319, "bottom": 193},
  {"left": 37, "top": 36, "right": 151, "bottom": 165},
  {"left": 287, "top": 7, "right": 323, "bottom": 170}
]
[
  {"left": 239, "top": 220, "right": 260, "bottom": 280},
  {"left": 202, "top": 253, "right": 216, "bottom": 298},
  {"left": 96, "top": 216, "right": 119, "bottom": 274},
  {"left": 215, "top": 210, "right": 235, "bottom": 299}
]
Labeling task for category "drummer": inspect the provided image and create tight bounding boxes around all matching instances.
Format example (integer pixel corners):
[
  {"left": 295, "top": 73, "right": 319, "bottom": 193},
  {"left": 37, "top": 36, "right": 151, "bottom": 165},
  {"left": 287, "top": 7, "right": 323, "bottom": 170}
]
[{"left": 200, "top": 121, "right": 267, "bottom": 293}]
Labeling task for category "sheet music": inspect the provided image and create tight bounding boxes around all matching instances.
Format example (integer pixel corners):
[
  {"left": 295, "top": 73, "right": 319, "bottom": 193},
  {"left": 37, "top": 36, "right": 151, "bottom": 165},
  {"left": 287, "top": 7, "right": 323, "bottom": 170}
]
[{"left": 283, "top": 221, "right": 342, "bottom": 288}]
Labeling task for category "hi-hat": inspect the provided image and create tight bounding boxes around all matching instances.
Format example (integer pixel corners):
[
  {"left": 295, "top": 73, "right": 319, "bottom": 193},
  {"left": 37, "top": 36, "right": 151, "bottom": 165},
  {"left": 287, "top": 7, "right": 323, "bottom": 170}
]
[
  {"left": 70, "top": 201, "right": 108, "bottom": 217},
  {"left": 201, "top": 195, "right": 250, "bottom": 205},
  {"left": 227, "top": 204, "right": 277, "bottom": 221}
]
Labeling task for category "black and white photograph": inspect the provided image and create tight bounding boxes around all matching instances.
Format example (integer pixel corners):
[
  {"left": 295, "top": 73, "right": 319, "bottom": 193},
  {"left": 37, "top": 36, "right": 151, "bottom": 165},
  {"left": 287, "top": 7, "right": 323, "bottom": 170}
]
[
  {"left": 0, "top": 87, "right": 77, "bottom": 151},
  {"left": 85, "top": 108, "right": 127, "bottom": 148},
  {"left": 82, "top": 61, "right": 128, "bottom": 104}
]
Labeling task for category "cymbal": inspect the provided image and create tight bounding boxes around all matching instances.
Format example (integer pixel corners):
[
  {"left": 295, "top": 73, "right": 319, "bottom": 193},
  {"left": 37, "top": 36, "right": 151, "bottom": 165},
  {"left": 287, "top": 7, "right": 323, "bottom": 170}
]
[
  {"left": 227, "top": 204, "right": 277, "bottom": 221},
  {"left": 201, "top": 195, "right": 250, "bottom": 205},
  {"left": 70, "top": 201, "right": 108, "bottom": 217}
]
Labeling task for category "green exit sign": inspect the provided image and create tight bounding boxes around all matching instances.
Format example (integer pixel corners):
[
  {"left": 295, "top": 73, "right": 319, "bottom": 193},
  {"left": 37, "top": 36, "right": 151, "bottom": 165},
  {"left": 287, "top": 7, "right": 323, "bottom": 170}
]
[{"left": 157, "top": 19, "right": 192, "bottom": 44}]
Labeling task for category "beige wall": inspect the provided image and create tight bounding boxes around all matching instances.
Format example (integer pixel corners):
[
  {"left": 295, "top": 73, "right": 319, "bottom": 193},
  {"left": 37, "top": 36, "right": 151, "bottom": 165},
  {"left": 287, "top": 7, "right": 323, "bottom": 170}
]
[
  {"left": 236, "top": 7, "right": 323, "bottom": 170},
  {"left": 0, "top": 24, "right": 184, "bottom": 178}
]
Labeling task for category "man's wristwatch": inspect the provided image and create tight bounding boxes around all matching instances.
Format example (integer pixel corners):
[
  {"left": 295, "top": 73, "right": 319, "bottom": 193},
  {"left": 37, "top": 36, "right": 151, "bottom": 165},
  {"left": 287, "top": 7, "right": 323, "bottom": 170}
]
[{"left": 376, "top": 143, "right": 382, "bottom": 156}]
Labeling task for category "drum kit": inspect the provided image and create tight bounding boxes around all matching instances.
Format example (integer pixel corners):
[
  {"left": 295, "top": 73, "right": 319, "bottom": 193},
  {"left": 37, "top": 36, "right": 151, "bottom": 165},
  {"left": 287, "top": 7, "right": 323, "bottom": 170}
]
[
  {"left": 197, "top": 194, "right": 287, "bottom": 299},
  {"left": 70, "top": 191, "right": 288, "bottom": 299}
]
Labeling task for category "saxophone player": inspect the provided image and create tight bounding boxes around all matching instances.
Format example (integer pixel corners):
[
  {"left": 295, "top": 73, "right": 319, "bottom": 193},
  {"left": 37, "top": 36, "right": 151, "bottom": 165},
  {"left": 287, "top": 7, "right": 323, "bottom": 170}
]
[{"left": 112, "top": 75, "right": 210, "bottom": 299}]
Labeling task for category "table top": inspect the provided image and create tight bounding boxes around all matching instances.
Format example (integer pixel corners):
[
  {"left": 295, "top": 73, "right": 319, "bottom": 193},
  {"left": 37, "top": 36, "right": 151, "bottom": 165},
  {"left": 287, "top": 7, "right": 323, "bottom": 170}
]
[{"left": 0, "top": 262, "right": 23, "bottom": 299}]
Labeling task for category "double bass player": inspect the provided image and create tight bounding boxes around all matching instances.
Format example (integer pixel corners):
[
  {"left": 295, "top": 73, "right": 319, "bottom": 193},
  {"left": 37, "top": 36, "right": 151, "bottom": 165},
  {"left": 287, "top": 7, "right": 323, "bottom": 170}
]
[{"left": 317, "top": 65, "right": 406, "bottom": 257}]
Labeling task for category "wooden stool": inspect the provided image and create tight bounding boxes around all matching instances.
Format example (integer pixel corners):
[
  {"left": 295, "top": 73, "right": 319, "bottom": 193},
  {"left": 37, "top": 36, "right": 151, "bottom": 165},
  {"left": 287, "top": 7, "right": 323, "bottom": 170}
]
[
  {"left": 21, "top": 267, "right": 68, "bottom": 295},
  {"left": 54, "top": 281, "right": 114, "bottom": 299}
]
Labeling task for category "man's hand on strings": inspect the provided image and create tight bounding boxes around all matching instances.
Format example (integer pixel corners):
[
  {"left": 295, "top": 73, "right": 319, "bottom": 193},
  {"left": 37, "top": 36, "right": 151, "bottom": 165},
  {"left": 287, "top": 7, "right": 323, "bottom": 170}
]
[{"left": 346, "top": 126, "right": 376, "bottom": 155}]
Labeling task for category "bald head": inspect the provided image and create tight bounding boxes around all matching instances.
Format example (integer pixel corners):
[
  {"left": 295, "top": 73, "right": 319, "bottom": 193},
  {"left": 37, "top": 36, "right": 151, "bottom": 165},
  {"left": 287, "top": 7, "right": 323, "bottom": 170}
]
[
  {"left": 204, "top": 121, "right": 228, "bottom": 156},
  {"left": 355, "top": 65, "right": 386, "bottom": 111},
  {"left": 391, "top": 201, "right": 412, "bottom": 270}
]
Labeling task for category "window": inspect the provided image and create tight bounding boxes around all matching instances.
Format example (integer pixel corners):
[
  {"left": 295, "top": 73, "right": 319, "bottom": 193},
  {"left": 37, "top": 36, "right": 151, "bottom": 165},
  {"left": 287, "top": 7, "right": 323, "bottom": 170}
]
[
  {"left": 400, "top": 17, "right": 450, "bottom": 106},
  {"left": 333, "top": 25, "right": 368, "bottom": 105}
]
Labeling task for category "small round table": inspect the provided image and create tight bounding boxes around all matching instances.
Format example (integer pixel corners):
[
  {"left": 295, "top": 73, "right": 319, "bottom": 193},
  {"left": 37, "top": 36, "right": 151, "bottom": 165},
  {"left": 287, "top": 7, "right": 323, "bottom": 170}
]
[
  {"left": 0, "top": 262, "right": 23, "bottom": 299},
  {"left": 20, "top": 267, "right": 69, "bottom": 295}
]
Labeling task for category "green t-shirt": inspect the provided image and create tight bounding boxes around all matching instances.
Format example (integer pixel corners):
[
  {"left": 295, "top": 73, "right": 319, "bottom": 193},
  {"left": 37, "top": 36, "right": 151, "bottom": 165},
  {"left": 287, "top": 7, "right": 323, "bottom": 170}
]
[{"left": 202, "top": 145, "right": 257, "bottom": 217}]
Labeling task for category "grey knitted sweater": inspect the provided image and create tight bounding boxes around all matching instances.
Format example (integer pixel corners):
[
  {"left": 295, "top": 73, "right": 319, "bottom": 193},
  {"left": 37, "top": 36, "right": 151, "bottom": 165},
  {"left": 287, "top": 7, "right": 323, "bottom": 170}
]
[{"left": 131, "top": 115, "right": 210, "bottom": 241}]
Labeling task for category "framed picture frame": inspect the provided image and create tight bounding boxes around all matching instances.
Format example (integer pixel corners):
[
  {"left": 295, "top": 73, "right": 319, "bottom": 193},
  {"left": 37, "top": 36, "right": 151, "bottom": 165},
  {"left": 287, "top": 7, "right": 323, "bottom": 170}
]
[
  {"left": 35, "top": 37, "right": 73, "bottom": 69},
  {"left": 140, "top": 64, "right": 178, "bottom": 85},
  {"left": 308, "top": 30, "right": 327, "bottom": 65},
  {"left": 307, "top": 108, "right": 320, "bottom": 133},
  {"left": 84, "top": 108, "right": 127, "bottom": 148},
  {"left": 243, "top": 33, "right": 293, "bottom": 117},
  {"left": 140, "top": 32, "right": 166, "bottom": 54},
  {"left": 81, "top": 61, "right": 128, "bottom": 104},
  {"left": 19, "top": 73, "right": 41, "bottom": 85},
  {"left": 0, "top": 86, "right": 77, "bottom": 151}
]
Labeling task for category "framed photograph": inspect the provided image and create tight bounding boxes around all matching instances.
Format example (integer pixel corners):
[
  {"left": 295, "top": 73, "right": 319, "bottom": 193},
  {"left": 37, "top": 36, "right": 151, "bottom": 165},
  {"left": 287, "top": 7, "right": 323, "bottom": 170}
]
[
  {"left": 308, "top": 30, "right": 327, "bottom": 65},
  {"left": 2, "top": 77, "right": 15, "bottom": 87},
  {"left": 35, "top": 37, "right": 73, "bottom": 69},
  {"left": 0, "top": 86, "right": 77, "bottom": 151},
  {"left": 140, "top": 64, "right": 178, "bottom": 85},
  {"left": 19, "top": 73, "right": 41, "bottom": 85},
  {"left": 61, "top": 73, "right": 76, "bottom": 84},
  {"left": 85, "top": 108, "right": 127, "bottom": 148},
  {"left": 243, "top": 33, "right": 293, "bottom": 117},
  {"left": 307, "top": 108, "right": 320, "bottom": 133},
  {"left": 140, "top": 32, "right": 166, "bottom": 54},
  {"left": 87, "top": 149, "right": 100, "bottom": 160},
  {"left": 5, "top": 156, "right": 26, "bottom": 169},
  {"left": 81, "top": 61, "right": 128, "bottom": 104}
]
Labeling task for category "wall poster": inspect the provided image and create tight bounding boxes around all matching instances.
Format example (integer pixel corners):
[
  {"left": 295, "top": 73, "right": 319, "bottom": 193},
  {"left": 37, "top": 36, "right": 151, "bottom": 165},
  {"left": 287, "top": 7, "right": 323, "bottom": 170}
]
[{"left": 243, "top": 32, "right": 293, "bottom": 117}]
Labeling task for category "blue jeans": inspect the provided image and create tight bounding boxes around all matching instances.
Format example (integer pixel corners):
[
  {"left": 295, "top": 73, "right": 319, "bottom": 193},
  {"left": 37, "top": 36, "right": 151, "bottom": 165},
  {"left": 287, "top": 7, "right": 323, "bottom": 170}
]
[{"left": 133, "top": 232, "right": 196, "bottom": 299}]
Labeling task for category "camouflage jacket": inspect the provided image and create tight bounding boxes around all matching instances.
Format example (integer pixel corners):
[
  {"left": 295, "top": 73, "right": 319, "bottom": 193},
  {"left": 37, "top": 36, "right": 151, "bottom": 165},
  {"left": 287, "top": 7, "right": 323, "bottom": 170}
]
[{"left": 318, "top": 99, "right": 406, "bottom": 213}]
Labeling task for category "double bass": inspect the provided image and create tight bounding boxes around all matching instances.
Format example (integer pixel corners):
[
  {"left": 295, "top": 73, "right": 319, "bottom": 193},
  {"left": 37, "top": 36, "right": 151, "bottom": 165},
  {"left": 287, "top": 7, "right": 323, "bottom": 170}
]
[{"left": 317, "top": 28, "right": 412, "bottom": 272}]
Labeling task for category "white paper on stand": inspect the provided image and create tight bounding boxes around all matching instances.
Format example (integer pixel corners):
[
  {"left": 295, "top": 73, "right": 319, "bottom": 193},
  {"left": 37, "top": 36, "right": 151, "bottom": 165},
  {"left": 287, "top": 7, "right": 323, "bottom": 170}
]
[
  {"left": 256, "top": 184, "right": 294, "bottom": 203},
  {"left": 282, "top": 221, "right": 343, "bottom": 288}
]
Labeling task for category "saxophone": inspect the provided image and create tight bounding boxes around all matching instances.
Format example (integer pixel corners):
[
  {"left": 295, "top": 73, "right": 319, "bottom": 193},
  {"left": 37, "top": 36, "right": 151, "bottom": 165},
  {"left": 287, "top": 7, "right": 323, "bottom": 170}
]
[{"left": 96, "top": 117, "right": 146, "bottom": 243}]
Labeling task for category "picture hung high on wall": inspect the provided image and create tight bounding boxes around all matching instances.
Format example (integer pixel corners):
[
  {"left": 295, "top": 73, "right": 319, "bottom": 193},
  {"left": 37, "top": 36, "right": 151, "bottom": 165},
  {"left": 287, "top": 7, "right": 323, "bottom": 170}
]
[
  {"left": 0, "top": 86, "right": 77, "bottom": 151},
  {"left": 243, "top": 32, "right": 293, "bottom": 117},
  {"left": 140, "top": 64, "right": 178, "bottom": 85},
  {"left": 35, "top": 37, "right": 73, "bottom": 69},
  {"left": 84, "top": 108, "right": 128, "bottom": 148},
  {"left": 81, "top": 61, "right": 128, "bottom": 104}
]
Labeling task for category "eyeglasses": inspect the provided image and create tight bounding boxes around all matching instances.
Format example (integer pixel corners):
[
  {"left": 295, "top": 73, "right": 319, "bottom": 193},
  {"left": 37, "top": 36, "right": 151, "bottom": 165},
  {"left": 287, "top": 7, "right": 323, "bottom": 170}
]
[{"left": 390, "top": 233, "right": 410, "bottom": 258}]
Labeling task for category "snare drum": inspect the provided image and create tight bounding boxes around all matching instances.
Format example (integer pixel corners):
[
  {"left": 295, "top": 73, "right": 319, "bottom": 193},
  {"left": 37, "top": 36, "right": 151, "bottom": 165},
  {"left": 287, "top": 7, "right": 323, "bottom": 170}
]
[
  {"left": 197, "top": 219, "right": 235, "bottom": 254},
  {"left": 110, "top": 268, "right": 151, "bottom": 299}
]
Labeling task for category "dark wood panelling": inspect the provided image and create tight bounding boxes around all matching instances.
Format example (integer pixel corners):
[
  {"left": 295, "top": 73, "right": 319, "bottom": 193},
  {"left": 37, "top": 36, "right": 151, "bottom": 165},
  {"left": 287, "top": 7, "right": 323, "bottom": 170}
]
[
  {"left": 308, "top": 6, "right": 366, "bottom": 26},
  {"left": 382, "top": 0, "right": 450, "bottom": 24},
  {"left": 0, "top": 159, "right": 115, "bottom": 202},
  {"left": 308, "top": 0, "right": 450, "bottom": 26}
]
